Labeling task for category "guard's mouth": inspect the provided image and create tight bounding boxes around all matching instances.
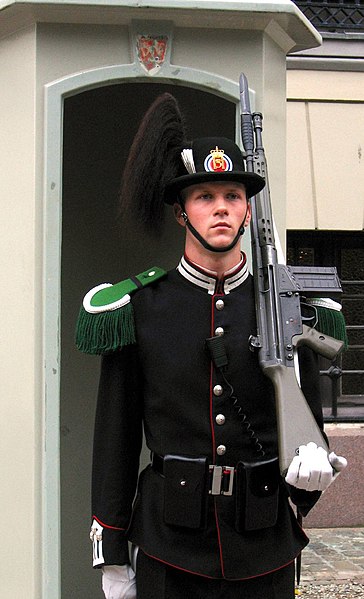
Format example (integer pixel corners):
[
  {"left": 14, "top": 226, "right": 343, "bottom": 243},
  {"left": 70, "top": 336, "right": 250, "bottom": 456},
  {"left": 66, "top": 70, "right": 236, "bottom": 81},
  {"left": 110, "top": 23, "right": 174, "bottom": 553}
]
[{"left": 212, "top": 222, "right": 231, "bottom": 228}]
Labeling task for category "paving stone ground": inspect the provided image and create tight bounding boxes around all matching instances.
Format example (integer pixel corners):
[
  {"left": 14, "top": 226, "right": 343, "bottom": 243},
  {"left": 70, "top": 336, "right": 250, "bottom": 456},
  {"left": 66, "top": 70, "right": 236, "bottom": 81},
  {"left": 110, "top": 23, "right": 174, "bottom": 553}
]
[{"left": 300, "top": 528, "right": 364, "bottom": 584}]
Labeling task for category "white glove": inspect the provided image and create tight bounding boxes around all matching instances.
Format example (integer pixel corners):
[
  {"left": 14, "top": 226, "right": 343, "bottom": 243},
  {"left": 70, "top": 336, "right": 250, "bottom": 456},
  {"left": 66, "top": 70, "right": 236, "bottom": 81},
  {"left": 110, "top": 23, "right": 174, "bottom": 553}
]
[
  {"left": 102, "top": 565, "right": 136, "bottom": 599},
  {"left": 285, "top": 441, "right": 347, "bottom": 492}
]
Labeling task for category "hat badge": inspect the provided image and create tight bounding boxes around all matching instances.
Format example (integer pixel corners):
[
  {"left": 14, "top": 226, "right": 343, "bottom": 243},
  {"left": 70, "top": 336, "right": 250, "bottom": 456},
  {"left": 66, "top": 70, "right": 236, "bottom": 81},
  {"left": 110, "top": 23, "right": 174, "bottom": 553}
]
[{"left": 204, "top": 146, "right": 233, "bottom": 173}]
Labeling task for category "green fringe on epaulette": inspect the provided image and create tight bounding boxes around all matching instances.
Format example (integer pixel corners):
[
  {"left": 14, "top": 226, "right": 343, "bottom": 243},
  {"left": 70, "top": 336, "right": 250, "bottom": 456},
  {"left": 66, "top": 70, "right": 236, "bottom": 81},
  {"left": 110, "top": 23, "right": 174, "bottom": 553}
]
[
  {"left": 75, "top": 302, "right": 136, "bottom": 355},
  {"left": 315, "top": 306, "right": 348, "bottom": 350}
]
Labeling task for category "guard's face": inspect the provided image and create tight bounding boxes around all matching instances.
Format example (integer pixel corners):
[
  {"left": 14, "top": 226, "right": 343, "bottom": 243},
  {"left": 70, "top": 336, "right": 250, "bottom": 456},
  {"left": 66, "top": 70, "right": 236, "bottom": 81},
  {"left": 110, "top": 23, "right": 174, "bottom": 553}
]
[{"left": 176, "top": 181, "right": 250, "bottom": 251}]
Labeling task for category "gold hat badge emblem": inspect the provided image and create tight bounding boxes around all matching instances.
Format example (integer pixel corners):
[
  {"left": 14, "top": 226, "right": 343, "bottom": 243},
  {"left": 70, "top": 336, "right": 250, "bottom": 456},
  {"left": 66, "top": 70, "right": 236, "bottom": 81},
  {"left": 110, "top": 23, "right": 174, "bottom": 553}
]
[{"left": 210, "top": 146, "right": 225, "bottom": 171}]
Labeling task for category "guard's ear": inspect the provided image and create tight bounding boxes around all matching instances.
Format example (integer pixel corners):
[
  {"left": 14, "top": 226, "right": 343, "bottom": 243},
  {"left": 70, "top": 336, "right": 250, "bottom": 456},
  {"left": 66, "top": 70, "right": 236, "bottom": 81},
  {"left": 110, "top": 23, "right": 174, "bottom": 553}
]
[
  {"left": 173, "top": 203, "right": 186, "bottom": 227},
  {"left": 244, "top": 202, "right": 252, "bottom": 227}
]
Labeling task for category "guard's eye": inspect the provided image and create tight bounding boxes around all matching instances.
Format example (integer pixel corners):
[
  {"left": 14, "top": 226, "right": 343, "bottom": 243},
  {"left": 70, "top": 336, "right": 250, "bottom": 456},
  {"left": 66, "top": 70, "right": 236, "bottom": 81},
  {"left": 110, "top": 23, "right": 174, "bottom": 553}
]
[
  {"left": 226, "top": 192, "right": 241, "bottom": 200},
  {"left": 198, "top": 193, "right": 213, "bottom": 200}
]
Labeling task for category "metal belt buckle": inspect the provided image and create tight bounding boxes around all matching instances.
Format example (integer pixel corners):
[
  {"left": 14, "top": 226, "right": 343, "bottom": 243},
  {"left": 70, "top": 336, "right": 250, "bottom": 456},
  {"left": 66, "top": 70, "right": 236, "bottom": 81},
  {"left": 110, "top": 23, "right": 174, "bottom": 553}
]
[{"left": 209, "top": 465, "right": 234, "bottom": 496}]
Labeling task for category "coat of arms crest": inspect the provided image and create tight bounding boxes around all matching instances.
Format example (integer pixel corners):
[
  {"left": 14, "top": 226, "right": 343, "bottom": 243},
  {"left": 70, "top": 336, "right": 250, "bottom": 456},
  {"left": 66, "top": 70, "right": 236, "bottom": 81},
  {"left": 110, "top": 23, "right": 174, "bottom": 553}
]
[{"left": 136, "top": 35, "right": 168, "bottom": 75}]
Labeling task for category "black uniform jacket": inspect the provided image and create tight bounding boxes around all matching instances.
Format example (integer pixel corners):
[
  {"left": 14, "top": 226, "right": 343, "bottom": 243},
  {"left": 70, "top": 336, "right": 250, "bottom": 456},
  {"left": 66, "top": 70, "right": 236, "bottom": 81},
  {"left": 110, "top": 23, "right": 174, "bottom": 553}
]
[{"left": 92, "top": 255, "right": 323, "bottom": 580}]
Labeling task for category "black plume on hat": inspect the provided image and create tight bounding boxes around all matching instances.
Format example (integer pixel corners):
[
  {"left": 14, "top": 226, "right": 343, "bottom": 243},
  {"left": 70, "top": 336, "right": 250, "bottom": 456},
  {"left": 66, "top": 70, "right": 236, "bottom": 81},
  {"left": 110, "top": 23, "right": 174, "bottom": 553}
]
[{"left": 119, "top": 92, "right": 187, "bottom": 230}]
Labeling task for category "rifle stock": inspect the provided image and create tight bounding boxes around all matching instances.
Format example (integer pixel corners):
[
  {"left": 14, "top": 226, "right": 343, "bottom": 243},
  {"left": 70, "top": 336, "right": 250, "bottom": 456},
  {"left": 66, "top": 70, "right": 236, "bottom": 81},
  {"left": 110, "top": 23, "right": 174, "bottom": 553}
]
[
  {"left": 239, "top": 74, "right": 343, "bottom": 475},
  {"left": 266, "top": 364, "right": 329, "bottom": 474}
]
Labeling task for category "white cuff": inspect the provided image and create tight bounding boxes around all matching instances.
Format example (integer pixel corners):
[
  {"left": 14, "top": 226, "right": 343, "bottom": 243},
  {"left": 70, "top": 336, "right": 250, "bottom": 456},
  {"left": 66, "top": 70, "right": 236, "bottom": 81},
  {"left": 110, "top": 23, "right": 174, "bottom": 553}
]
[{"left": 90, "top": 519, "right": 104, "bottom": 566}]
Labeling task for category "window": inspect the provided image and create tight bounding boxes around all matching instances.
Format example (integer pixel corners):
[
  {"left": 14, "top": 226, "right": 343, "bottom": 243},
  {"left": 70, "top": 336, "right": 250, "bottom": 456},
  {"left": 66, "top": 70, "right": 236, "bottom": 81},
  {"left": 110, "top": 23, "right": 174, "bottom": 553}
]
[{"left": 287, "top": 231, "right": 364, "bottom": 422}]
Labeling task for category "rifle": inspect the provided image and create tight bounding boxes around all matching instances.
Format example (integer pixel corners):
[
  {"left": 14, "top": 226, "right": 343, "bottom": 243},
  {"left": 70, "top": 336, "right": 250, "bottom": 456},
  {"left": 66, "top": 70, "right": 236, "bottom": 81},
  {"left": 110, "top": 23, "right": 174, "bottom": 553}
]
[{"left": 239, "top": 73, "right": 344, "bottom": 475}]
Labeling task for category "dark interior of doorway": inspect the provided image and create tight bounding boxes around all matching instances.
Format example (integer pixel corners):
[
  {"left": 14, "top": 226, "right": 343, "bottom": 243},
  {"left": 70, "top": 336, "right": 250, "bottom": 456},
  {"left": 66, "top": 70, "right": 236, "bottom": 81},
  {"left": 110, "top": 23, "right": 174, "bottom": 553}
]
[{"left": 61, "top": 82, "right": 235, "bottom": 598}]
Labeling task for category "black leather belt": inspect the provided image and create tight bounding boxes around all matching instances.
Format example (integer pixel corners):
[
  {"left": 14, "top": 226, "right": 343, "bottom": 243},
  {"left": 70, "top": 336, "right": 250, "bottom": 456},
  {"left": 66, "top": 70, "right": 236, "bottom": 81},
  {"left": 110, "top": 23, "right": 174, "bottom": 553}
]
[
  {"left": 151, "top": 452, "right": 165, "bottom": 475},
  {"left": 151, "top": 453, "right": 235, "bottom": 496}
]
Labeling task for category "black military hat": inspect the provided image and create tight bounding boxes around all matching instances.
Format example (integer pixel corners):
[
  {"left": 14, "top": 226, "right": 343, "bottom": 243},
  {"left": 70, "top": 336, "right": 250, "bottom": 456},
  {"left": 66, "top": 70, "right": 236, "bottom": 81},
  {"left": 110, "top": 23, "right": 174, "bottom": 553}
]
[{"left": 165, "top": 137, "right": 265, "bottom": 204}]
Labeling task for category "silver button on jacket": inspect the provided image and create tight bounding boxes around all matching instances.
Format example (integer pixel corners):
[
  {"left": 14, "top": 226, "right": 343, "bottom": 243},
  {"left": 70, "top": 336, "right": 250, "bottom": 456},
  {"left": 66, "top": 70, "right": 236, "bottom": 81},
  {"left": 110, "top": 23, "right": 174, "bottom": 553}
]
[
  {"left": 213, "top": 384, "right": 223, "bottom": 396},
  {"left": 216, "top": 414, "right": 226, "bottom": 425}
]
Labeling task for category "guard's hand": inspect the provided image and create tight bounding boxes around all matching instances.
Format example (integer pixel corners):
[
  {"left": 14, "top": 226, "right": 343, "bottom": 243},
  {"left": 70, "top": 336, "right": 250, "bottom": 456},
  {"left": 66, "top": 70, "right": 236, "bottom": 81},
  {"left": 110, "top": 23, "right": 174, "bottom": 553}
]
[
  {"left": 102, "top": 564, "right": 136, "bottom": 599},
  {"left": 285, "top": 442, "right": 347, "bottom": 492}
]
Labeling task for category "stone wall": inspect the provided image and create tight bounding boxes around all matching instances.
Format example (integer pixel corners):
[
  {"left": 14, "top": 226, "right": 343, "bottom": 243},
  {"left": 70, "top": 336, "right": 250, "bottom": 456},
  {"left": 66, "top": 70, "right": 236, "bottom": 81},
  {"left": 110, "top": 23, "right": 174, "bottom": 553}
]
[{"left": 304, "top": 424, "right": 364, "bottom": 528}]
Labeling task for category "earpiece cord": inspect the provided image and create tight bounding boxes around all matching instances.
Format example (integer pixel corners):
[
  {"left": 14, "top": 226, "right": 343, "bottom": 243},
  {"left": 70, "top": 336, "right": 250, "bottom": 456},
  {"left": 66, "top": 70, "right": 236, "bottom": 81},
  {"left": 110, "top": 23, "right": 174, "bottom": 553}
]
[
  {"left": 220, "top": 370, "right": 266, "bottom": 458},
  {"left": 205, "top": 334, "right": 265, "bottom": 458}
]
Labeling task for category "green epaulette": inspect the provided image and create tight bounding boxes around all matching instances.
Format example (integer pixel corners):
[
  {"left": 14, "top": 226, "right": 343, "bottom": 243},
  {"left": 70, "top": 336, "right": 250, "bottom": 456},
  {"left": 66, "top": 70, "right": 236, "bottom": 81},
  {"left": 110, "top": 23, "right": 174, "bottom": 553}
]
[
  {"left": 75, "top": 266, "right": 167, "bottom": 355},
  {"left": 307, "top": 297, "right": 348, "bottom": 350}
]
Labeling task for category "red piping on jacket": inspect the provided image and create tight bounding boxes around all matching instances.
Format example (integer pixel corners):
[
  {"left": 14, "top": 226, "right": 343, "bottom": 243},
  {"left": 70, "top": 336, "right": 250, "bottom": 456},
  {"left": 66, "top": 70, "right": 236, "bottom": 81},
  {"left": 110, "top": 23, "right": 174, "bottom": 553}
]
[
  {"left": 209, "top": 291, "right": 226, "bottom": 577},
  {"left": 139, "top": 546, "right": 299, "bottom": 582},
  {"left": 92, "top": 515, "right": 125, "bottom": 531}
]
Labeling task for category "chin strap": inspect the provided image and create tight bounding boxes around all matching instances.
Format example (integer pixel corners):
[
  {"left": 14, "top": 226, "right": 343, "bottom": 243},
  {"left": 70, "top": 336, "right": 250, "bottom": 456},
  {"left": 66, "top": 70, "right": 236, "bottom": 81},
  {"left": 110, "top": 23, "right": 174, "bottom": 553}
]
[{"left": 181, "top": 206, "right": 249, "bottom": 254}]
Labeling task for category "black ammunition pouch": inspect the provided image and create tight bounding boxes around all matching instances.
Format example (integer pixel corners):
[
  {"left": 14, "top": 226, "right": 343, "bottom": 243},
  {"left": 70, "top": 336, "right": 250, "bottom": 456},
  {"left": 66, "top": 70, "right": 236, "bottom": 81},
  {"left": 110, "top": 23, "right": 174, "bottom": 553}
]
[
  {"left": 153, "top": 453, "right": 280, "bottom": 532},
  {"left": 235, "top": 457, "right": 280, "bottom": 532},
  {"left": 161, "top": 454, "right": 209, "bottom": 529}
]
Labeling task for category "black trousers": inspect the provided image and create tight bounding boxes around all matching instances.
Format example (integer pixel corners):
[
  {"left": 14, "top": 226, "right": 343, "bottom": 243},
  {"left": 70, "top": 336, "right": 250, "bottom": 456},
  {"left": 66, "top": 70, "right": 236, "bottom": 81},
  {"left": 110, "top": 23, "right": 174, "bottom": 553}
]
[{"left": 136, "top": 549, "right": 295, "bottom": 599}]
